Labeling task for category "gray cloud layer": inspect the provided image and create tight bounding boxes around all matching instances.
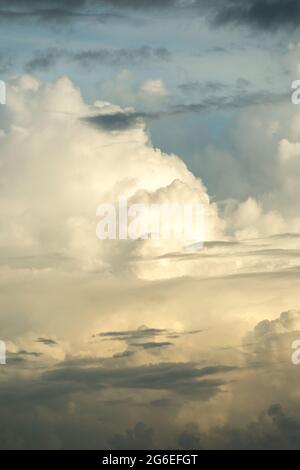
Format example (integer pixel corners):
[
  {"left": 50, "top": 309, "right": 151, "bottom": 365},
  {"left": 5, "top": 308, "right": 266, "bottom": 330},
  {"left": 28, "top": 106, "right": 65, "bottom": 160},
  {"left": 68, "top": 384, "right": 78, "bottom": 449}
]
[
  {"left": 1, "top": 0, "right": 300, "bottom": 31},
  {"left": 25, "top": 46, "right": 171, "bottom": 72}
]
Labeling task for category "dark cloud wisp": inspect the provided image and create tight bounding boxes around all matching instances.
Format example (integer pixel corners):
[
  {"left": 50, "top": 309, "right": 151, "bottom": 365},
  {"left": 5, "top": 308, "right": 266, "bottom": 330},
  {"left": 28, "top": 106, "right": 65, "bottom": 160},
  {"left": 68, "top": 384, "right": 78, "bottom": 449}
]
[{"left": 25, "top": 46, "right": 171, "bottom": 72}]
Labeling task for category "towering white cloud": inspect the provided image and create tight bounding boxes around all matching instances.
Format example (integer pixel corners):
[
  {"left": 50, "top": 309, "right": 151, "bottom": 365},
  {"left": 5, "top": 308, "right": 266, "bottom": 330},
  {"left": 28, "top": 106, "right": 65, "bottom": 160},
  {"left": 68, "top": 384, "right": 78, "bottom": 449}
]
[{"left": 0, "top": 75, "right": 222, "bottom": 277}]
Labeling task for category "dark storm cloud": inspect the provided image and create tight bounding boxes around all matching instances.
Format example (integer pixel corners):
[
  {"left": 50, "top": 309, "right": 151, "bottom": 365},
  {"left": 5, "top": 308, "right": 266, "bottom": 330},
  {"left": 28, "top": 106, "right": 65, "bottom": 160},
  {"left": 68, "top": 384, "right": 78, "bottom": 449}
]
[
  {"left": 178, "top": 427, "right": 202, "bottom": 450},
  {"left": 208, "top": 404, "right": 300, "bottom": 449},
  {"left": 1, "top": 1, "right": 300, "bottom": 31},
  {"left": 43, "top": 362, "right": 236, "bottom": 398},
  {"left": 267, "top": 404, "right": 300, "bottom": 448},
  {"left": 99, "top": 0, "right": 300, "bottom": 31},
  {"left": 209, "top": 0, "right": 300, "bottom": 31},
  {"left": 149, "top": 398, "right": 171, "bottom": 407},
  {"left": 0, "top": 359, "right": 235, "bottom": 448},
  {"left": 25, "top": 46, "right": 171, "bottom": 72},
  {"left": 0, "top": 360, "right": 237, "bottom": 403},
  {"left": 109, "top": 422, "right": 154, "bottom": 450},
  {"left": 175, "top": 404, "right": 300, "bottom": 450}
]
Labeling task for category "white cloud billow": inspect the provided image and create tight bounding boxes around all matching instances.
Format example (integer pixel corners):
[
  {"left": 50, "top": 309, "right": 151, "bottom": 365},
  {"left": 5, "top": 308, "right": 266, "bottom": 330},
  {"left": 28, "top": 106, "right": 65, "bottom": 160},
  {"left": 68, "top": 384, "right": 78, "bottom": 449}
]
[{"left": 0, "top": 75, "right": 222, "bottom": 277}]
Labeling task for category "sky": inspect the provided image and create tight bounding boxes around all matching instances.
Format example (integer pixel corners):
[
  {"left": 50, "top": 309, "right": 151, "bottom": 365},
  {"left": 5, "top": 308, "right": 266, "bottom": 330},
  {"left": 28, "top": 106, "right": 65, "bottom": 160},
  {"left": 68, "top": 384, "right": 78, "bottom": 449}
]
[{"left": 2, "top": 0, "right": 300, "bottom": 450}]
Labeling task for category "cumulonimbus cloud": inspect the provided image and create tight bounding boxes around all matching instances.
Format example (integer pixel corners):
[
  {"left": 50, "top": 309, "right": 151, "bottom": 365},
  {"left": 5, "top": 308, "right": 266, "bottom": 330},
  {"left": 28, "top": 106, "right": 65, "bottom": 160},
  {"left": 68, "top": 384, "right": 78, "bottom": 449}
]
[{"left": 0, "top": 75, "right": 222, "bottom": 278}]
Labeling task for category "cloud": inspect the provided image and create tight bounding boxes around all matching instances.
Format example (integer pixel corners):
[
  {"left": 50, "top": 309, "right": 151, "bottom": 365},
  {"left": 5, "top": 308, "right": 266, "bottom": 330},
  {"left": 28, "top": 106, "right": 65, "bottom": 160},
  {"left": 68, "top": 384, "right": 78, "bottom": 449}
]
[
  {"left": 0, "top": 54, "right": 12, "bottom": 74},
  {"left": 17, "top": 350, "right": 43, "bottom": 357},
  {"left": 239, "top": 309, "right": 300, "bottom": 368},
  {"left": 170, "top": 91, "right": 287, "bottom": 115},
  {"left": 1, "top": 269, "right": 300, "bottom": 449},
  {"left": 178, "top": 78, "right": 251, "bottom": 96},
  {"left": 25, "top": 46, "right": 171, "bottom": 72},
  {"left": 2, "top": 75, "right": 300, "bottom": 450},
  {"left": 82, "top": 111, "right": 145, "bottom": 131},
  {"left": 93, "top": 326, "right": 204, "bottom": 351},
  {"left": 36, "top": 337, "right": 58, "bottom": 346},
  {"left": 109, "top": 422, "right": 154, "bottom": 449},
  {"left": 94, "top": 326, "right": 168, "bottom": 341},
  {"left": 179, "top": 80, "right": 228, "bottom": 95},
  {"left": 0, "top": 2, "right": 128, "bottom": 24},
  {"left": 131, "top": 341, "right": 172, "bottom": 349},
  {"left": 140, "top": 79, "right": 167, "bottom": 97},
  {"left": 2, "top": 0, "right": 300, "bottom": 32},
  {"left": 0, "top": 75, "right": 222, "bottom": 278},
  {"left": 43, "top": 362, "right": 236, "bottom": 396},
  {"left": 72, "top": 46, "right": 171, "bottom": 67},
  {"left": 225, "top": 404, "right": 300, "bottom": 449},
  {"left": 209, "top": 0, "right": 300, "bottom": 31},
  {"left": 25, "top": 48, "right": 66, "bottom": 72},
  {"left": 86, "top": 87, "right": 286, "bottom": 134},
  {"left": 178, "top": 425, "right": 202, "bottom": 449}
]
